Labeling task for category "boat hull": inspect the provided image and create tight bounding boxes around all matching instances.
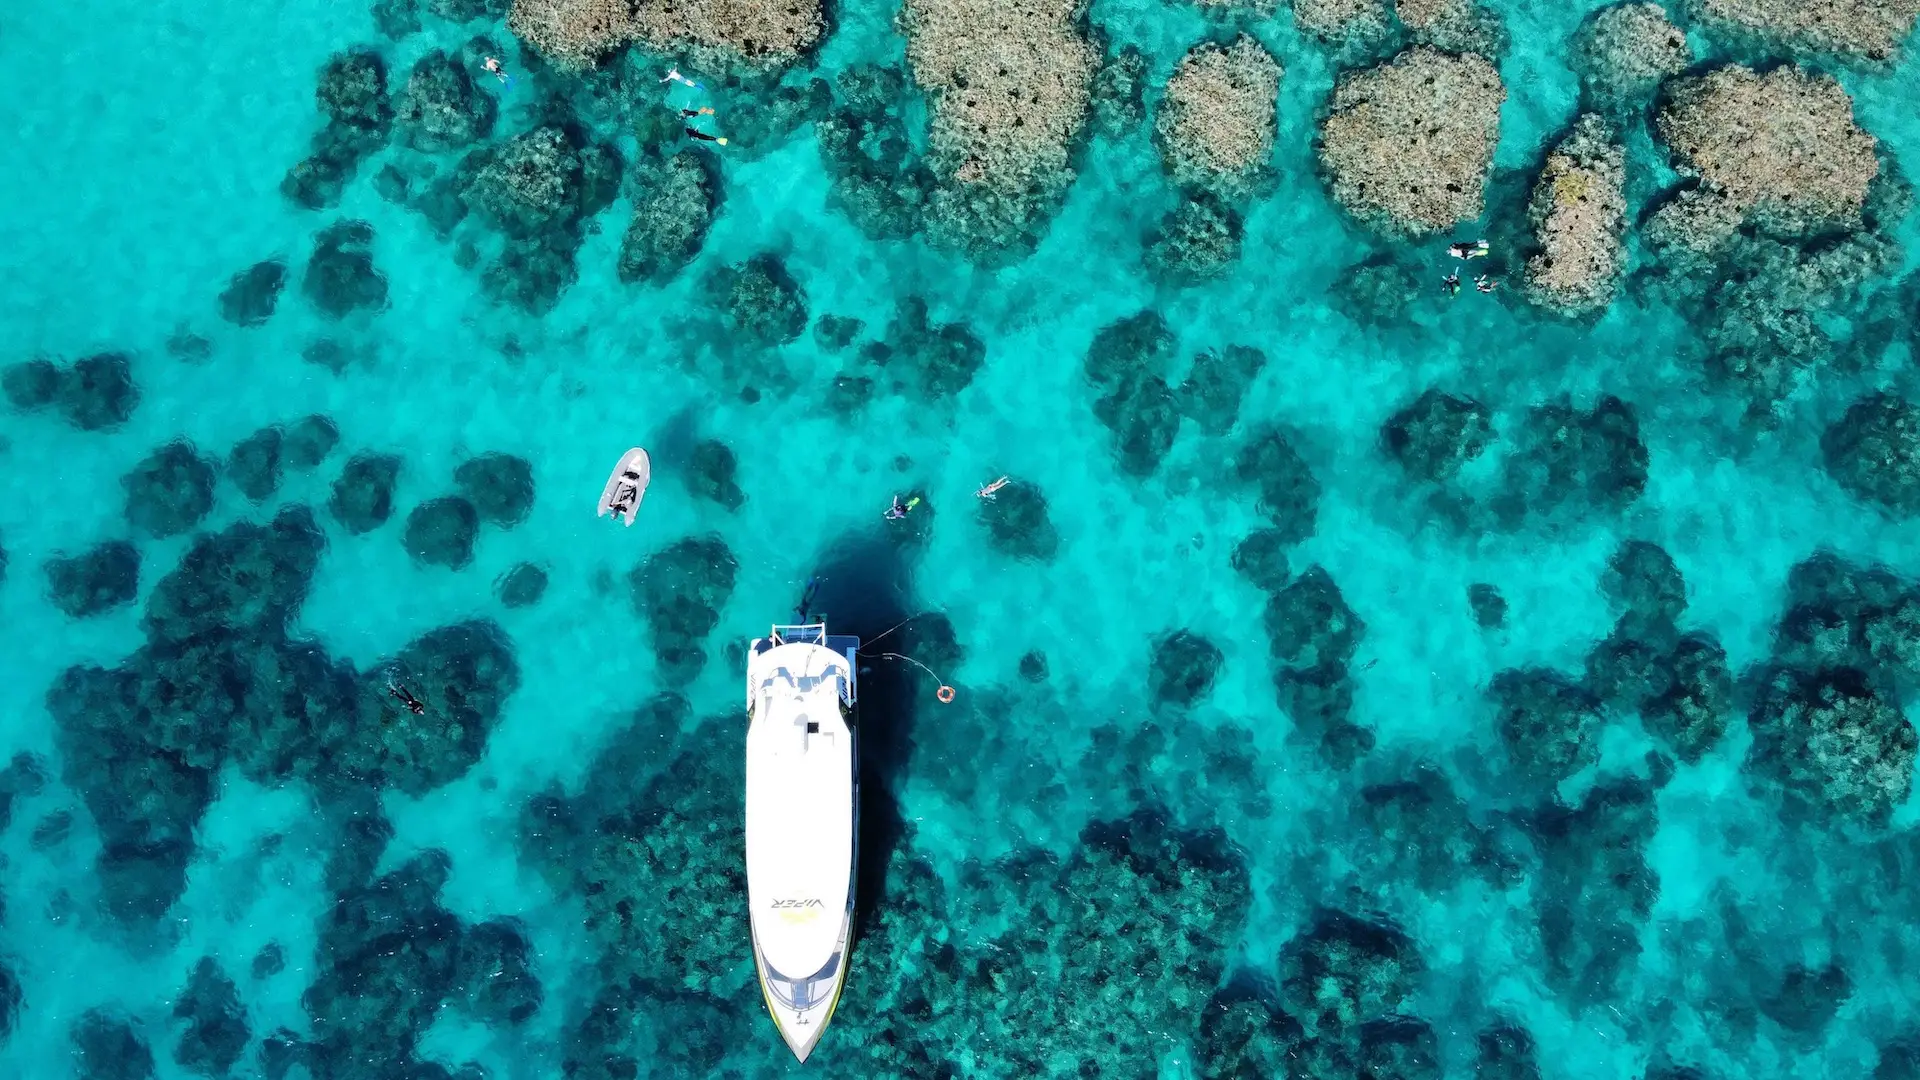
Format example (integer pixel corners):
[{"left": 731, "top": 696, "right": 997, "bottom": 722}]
[{"left": 745, "top": 626, "right": 859, "bottom": 1063}]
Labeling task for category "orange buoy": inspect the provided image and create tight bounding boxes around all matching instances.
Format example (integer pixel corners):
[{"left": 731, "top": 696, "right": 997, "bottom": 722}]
[{"left": 936, "top": 685, "right": 956, "bottom": 704}]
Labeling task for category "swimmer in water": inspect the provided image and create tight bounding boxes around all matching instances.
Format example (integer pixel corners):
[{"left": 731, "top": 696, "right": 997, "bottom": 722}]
[
  {"left": 1448, "top": 240, "right": 1490, "bottom": 260},
  {"left": 662, "top": 68, "right": 701, "bottom": 89},
  {"left": 685, "top": 127, "right": 729, "bottom": 146},
  {"left": 794, "top": 577, "right": 821, "bottom": 622},
  {"left": 1475, "top": 274, "right": 1498, "bottom": 294},
  {"left": 386, "top": 680, "right": 427, "bottom": 716},
  {"left": 483, "top": 56, "right": 511, "bottom": 83},
  {"left": 976, "top": 476, "right": 1010, "bottom": 499},
  {"left": 680, "top": 107, "right": 715, "bottom": 118},
  {"left": 885, "top": 495, "right": 922, "bottom": 520},
  {"left": 1443, "top": 271, "right": 1462, "bottom": 298}
]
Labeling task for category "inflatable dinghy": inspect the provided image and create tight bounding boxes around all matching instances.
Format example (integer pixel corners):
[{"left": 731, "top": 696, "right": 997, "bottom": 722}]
[{"left": 598, "top": 448, "right": 651, "bottom": 526}]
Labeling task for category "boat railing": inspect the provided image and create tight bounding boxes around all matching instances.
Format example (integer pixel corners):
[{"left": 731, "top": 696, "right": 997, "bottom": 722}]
[
  {"left": 770, "top": 622, "right": 828, "bottom": 646},
  {"left": 757, "top": 624, "right": 855, "bottom": 708}
]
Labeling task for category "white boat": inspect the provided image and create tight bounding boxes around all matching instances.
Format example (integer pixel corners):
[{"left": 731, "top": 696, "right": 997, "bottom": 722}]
[
  {"left": 745, "top": 622, "right": 859, "bottom": 1063},
  {"left": 597, "top": 447, "right": 650, "bottom": 526}
]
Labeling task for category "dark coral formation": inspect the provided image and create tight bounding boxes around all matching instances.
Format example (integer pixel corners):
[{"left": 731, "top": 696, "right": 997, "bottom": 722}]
[
  {"left": 172, "top": 958, "right": 250, "bottom": 1077},
  {"left": 1269, "top": 566, "right": 1370, "bottom": 761},
  {"left": 455, "top": 918, "right": 544, "bottom": 1026},
  {"left": 304, "top": 220, "right": 390, "bottom": 318},
  {"left": 227, "top": 428, "right": 286, "bottom": 504},
  {"left": 1527, "top": 778, "right": 1659, "bottom": 999},
  {"left": 1084, "top": 312, "right": 1181, "bottom": 476},
  {"left": 619, "top": 151, "right": 716, "bottom": 284},
  {"left": 684, "top": 439, "right": 744, "bottom": 511},
  {"left": 1477, "top": 1022, "right": 1545, "bottom": 1080},
  {"left": 1748, "top": 666, "right": 1915, "bottom": 825},
  {"left": 330, "top": 452, "right": 401, "bottom": 534},
  {"left": 1470, "top": 583, "right": 1507, "bottom": 628},
  {"left": 285, "top": 415, "right": 341, "bottom": 470},
  {"left": 1824, "top": 391, "right": 1920, "bottom": 515},
  {"left": 404, "top": 496, "right": 481, "bottom": 568},
  {"left": 1, "top": 357, "right": 58, "bottom": 409},
  {"left": 47, "top": 504, "right": 520, "bottom": 924},
  {"left": 1268, "top": 567, "right": 1366, "bottom": 672},
  {"left": 124, "top": 441, "right": 217, "bottom": 539},
  {"left": 1348, "top": 765, "right": 1518, "bottom": 896},
  {"left": 302, "top": 854, "right": 464, "bottom": 1073},
  {"left": 1232, "top": 528, "right": 1292, "bottom": 593},
  {"left": 336, "top": 621, "right": 521, "bottom": 793},
  {"left": 454, "top": 452, "right": 536, "bottom": 527},
  {"left": 1491, "top": 667, "right": 1603, "bottom": 788},
  {"left": 1153, "top": 629, "right": 1224, "bottom": 708},
  {"left": 1179, "top": 345, "right": 1265, "bottom": 436},
  {"left": 1383, "top": 388, "right": 1492, "bottom": 483},
  {"left": 711, "top": 253, "right": 808, "bottom": 347},
  {"left": 1236, "top": 426, "right": 1322, "bottom": 541},
  {"left": 1589, "top": 626, "right": 1734, "bottom": 765},
  {"left": 71, "top": 1009, "right": 156, "bottom": 1080},
  {"left": 284, "top": 49, "right": 393, "bottom": 210},
  {"left": 630, "top": 535, "right": 738, "bottom": 677},
  {"left": 0, "top": 959, "right": 17, "bottom": 1044},
  {"left": 836, "top": 808, "right": 1252, "bottom": 1075},
  {"left": 496, "top": 561, "right": 549, "bottom": 608},
  {"left": 46, "top": 541, "right": 141, "bottom": 619},
  {"left": 520, "top": 696, "right": 746, "bottom": 1000},
  {"left": 978, "top": 480, "right": 1059, "bottom": 561},
  {"left": 1496, "top": 395, "right": 1648, "bottom": 525},
  {"left": 1279, "top": 909, "right": 1424, "bottom": 1039},
  {"left": 218, "top": 259, "right": 289, "bottom": 327},
  {"left": 1146, "top": 192, "right": 1245, "bottom": 283},
  {"left": 395, "top": 49, "right": 497, "bottom": 153},
  {"left": 4, "top": 353, "right": 139, "bottom": 430},
  {"left": 863, "top": 297, "right": 986, "bottom": 402},
  {"left": 1603, "top": 539, "right": 1688, "bottom": 628},
  {"left": 458, "top": 125, "right": 620, "bottom": 312}
]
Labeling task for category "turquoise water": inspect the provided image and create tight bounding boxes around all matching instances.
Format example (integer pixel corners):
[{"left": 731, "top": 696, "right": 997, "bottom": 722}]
[{"left": 4, "top": 0, "right": 1920, "bottom": 1076}]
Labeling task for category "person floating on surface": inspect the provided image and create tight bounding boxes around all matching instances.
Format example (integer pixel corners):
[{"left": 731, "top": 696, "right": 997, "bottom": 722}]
[
  {"left": 1448, "top": 240, "right": 1489, "bottom": 260},
  {"left": 662, "top": 68, "right": 701, "bottom": 89},
  {"left": 1443, "top": 271, "right": 1462, "bottom": 298},
  {"left": 482, "top": 56, "right": 514, "bottom": 88},
  {"left": 685, "top": 127, "right": 729, "bottom": 146},
  {"left": 387, "top": 681, "right": 427, "bottom": 716},
  {"left": 1475, "top": 274, "right": 1498, "bottom": 294},
  {"left": 885, "top": 495, "right": 922, "bottom": 520},
  {"left": 976, "top": 476, "right": 1010, "bottom": 499},
  {"left": 680, "top": 107, "right": 715, "bottom": 118}
]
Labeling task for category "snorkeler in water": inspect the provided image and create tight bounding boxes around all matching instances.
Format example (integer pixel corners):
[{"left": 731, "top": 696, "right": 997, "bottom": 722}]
[
  {"left": 685, "top": 127, "right": 729, "bottom": 146},
  {"left": 885, "top": 495, "right": 922, "bottom": 520},
  {"left": 794, "top": 577, "right": 821, "bottom": 622},
  {"left": 662, "top": 68, "right": 701, "bottom": 89},
  {"left": 1443, "top": 271, "right": 1462, "bottom": 298},
  {"left": 975, "top": 476, "right": 1010, "bottom": 499},
  {"left": 1475, "top": 274, "right": 1498, "bottom": 294},
  {"left": 1448, "top": 240, "right": 1490, "bottom": 260},
  {"left": 386, "top": 680, "right": 427, "bottom": 716}
]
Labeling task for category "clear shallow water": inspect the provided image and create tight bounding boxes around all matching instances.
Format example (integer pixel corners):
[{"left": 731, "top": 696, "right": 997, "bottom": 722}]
[{"left": 3, "top": 0, "right": 1920, "bottom": 1076}]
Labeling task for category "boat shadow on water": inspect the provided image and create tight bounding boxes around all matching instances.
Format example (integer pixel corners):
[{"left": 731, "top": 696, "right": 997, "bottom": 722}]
[{"left": 803, "top": 529, "right": 925, "bottom": 942}]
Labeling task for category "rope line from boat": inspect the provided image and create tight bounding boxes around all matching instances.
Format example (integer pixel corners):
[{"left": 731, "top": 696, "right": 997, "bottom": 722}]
[{"left": 877, "top": 652, "right": 956, "bottom": 704}]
